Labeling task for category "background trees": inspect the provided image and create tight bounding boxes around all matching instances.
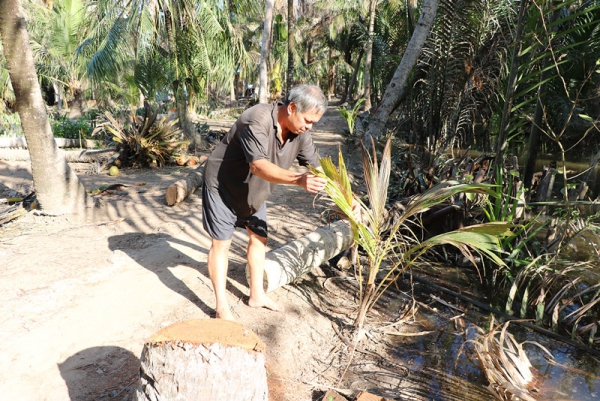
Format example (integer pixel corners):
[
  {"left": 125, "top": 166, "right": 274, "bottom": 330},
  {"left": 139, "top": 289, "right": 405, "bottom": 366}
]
[{"left": 2, "top": 0, "right": 600, "bottom": 215}]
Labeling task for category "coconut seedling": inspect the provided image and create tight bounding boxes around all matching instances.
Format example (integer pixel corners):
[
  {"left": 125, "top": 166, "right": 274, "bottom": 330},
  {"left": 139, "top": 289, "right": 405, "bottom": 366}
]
[{"left": 311, "top": 138, "right": 513, "bottom": 331}]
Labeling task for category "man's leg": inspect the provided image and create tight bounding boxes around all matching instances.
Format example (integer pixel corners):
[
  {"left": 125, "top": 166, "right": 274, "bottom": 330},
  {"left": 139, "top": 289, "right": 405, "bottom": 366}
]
[
  {"left": 207, "top": 237, "right": 234, "bottom": 320},
  {"left": 246, "top": 227, "right": 283, "bottom": 312}
]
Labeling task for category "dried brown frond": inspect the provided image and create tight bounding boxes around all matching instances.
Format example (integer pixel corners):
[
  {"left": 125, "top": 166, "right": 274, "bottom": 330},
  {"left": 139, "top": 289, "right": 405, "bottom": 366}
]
[{"left": 458, "top": 319, "right": 551, "bottom": 401}]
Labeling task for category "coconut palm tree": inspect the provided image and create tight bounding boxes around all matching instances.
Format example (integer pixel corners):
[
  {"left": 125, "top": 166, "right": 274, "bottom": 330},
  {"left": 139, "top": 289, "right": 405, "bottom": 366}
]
[
  {"left": 259, "top": 0, "right": 274, "bottom": 103},
  {"left": 80, "top": 0, "right": 253, "bottom": 141},
  {"left": 0, "top": 0, "right": 93, "bottom": 216},
  {"left": 362, "top": 0, "right": 439, "bottom": 144},
  {"left": 27, "top": 0, "right": 93, "bottom": 117}
]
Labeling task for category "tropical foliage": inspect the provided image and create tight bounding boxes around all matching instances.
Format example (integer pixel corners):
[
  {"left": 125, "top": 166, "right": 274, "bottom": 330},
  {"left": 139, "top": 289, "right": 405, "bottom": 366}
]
[
  {"left": 311, "top": 139, "right": 513, "bottom": 329},
  {"left": 97, "top": 107, "right": 186, "bottom": 168}
]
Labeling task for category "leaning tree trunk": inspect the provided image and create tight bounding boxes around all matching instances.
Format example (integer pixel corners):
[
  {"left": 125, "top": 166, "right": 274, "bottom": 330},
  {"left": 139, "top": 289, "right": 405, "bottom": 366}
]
[
  {"left": 0, "top": 0, "right": 93, "bottom": 217},
  {"left": 258, "top": 0, "right": 274, "bottom": 104},
  {"left": 362, "top": 0, "right": 439, "bottom": 145},
  {"left": 347, "top": 49, "right": 364, "bottom": 102},
  {"left": 136, "top": 319, "right": 268, "bottom": 401}
]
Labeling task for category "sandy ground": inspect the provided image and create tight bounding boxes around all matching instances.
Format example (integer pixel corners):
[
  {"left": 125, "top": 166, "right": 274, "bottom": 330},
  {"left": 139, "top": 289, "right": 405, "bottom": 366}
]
[{"left": 0, "top": 108, "right": 358, "bottom": 400}]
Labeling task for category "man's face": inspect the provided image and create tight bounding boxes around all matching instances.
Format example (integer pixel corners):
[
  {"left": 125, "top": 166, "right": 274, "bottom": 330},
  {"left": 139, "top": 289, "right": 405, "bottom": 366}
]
[{"left": 287, "top": 103, "right": 323, "bottom": 134}]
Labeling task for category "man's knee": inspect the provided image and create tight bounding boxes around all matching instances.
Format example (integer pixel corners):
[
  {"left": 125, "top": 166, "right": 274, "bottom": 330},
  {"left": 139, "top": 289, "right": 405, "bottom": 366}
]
[{"left": 210, "top": 238, "right": 232, "bottom": 254}]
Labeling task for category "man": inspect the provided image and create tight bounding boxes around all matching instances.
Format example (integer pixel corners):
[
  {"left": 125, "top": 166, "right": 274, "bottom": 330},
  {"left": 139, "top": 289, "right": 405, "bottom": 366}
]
[{"left": 202, "top": 84, "right": 328, "bottom": 320}]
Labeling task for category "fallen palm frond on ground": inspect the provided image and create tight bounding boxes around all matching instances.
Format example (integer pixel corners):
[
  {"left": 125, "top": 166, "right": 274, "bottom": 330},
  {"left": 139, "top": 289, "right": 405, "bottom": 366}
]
[{"left": 458, "top": 319, "right": 552, "bottom": 401}]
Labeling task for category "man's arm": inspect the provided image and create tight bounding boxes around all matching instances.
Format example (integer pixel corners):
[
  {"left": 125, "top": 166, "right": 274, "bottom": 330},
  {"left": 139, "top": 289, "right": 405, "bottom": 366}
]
[{"left": 249, "top": 159, "right": 326, "bottom": 194}]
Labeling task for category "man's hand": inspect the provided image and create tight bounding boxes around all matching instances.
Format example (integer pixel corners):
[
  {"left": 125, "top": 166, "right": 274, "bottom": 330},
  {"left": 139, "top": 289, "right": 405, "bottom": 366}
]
[
  {"left": 299, "top": 172, "right": 327, "bottom": 194},
  {"left": 249, "top": 159, "right": 326, "bottom": 193}
]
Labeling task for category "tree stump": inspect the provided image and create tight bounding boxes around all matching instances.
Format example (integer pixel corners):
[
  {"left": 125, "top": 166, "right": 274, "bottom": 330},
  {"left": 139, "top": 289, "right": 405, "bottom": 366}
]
[
  {"left": 136, "top": 319, "right": 268, "bottom": 401},
  {"left": 165, "top": 164, "right": 205, "bottom": 206}
]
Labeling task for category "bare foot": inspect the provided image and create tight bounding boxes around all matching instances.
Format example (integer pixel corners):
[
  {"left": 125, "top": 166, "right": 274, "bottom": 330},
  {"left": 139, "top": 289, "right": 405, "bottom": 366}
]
[
  {"left": 215, "top": 306, "right": 235, "bottom": 321},
  {"left": 248, "top": 293, "right": 284, "bottom": 313}
]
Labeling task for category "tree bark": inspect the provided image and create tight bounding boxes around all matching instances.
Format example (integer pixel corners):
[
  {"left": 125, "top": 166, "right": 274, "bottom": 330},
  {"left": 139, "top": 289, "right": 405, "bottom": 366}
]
[
  {"left": 174, "top": 81, "right": 195, "bottom": 143},
  {"left": 259, "top": 0, "right": 274, "bottom": 104},
  {"left": 407, "top": 0, "right": 417, "bottom": 36},
  {"left": 327, "top": 46, "right": 335, "bottom": 101},
  {"left": 363, "top": 0, "right": 378, "bottom": 111},
  {"left": 136, "top": 319, "right": 268, "bottom": 401},
  {"left": 0, "top": 0, "right": 93, "bottom": 217},
  {"left": 347, "top": 49, "right": 364, "bottom": 102},
  {"left": 165, "top": 166, "right": 204, "bottom": 206},
  {"left": 229, "top": 75, "right": 236, "bottom": 103},
  {"left": 362, "top": 0, "right": 439, "bottom": 145},
  {"left": 286, "top": 0, "right": 295, "bottom": 92},
  {"left": 67, "top": 89, "right": 83, "bottom": 119},
  {"left": 247, "top": 220, "right": 354, "bottom": 293}
]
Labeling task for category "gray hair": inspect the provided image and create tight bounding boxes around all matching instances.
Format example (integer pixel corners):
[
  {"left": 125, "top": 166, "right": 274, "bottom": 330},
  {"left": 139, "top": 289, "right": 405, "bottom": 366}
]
[{"left": 285, "top": 85, "right": 328, "bottom": 114}]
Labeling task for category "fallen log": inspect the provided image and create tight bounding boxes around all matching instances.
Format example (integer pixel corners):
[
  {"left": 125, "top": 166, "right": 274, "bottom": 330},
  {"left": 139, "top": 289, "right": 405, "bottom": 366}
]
[
  {"left": 247, "top": 220, "right": 354, "bottom": 293},
  {"left": 165, "top": 162, "right": 206, "bottom": 206},
  {"left": 136, "top": 319, "right": 268, "bottom": 401}
]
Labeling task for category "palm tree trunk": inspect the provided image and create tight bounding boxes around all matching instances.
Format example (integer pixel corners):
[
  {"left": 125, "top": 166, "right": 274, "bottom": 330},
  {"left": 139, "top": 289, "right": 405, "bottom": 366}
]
[
  {"left": 407, "top": 0, "right": 417, "bottom": 36},
  {"left": 286, "top": 0, "right": 295, "bottom": 92},
  {"left": 362, "top": 0, "right": 439, "bottom": 144},
  {"left": 163, "top": 6, "right": 194, "bottom": 142},
  {"left": 52, "top": 81, "right": 63, "bottom": 109},
  {"left": 327, "top": 47, "right": 335, "bottom": 101},
  {"left": 229, "top": 76, "right": 236, "bottom": 103},
  {"left": 347, "top": 49, "right": 364, "bottom": 102},
  {"left": 340, "top": 47, "right": 354, "bottom": 103},
  {"left": 0, "top": 0, "right": 92, "bottom": 216},
  {"left": 363, "top": 0, "right": 377, "bottom": 111},
  {"left": 173, "top": 80, "right": 193, "bottom": 138},
  {"left": 259, "top": 0, "right": 274, "bottom": 104},
  {"left": 67, "top": 88, "right": 83, "bottom": 119}
]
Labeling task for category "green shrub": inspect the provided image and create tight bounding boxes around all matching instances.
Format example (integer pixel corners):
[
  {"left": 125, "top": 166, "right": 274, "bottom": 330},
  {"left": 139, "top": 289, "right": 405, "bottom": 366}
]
[
  {"left": 0, "top": 113, "right": 23, "bottom": 137},
  {"left": 49, "top": 114, "right": 93, "bottom": 139}
]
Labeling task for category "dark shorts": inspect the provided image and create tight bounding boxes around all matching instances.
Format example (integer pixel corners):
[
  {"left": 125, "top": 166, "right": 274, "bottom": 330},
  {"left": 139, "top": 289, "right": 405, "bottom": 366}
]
[{"left": 202, "top": 182, "right": 268, "bottom": 240}]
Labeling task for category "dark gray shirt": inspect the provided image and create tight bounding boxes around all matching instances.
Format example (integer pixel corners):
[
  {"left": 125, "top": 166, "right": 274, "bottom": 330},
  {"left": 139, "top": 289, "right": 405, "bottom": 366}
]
[{"left": 204, "top": 103, "right": 320, "bottom": 218}]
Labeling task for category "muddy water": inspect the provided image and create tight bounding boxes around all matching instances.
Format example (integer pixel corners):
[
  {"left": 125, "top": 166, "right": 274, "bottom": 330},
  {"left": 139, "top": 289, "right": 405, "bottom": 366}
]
[{"left": 378, "top": 266, "right": 600, "bottom": 400}]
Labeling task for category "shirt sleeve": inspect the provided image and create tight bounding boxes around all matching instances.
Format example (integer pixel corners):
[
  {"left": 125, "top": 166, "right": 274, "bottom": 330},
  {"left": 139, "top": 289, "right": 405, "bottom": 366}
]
[
  {"left": 296, "top": 133, "right": 320, "bottom": 167},
  {"left": 239, "top": 120, "right": 269, "bottom": 163}
]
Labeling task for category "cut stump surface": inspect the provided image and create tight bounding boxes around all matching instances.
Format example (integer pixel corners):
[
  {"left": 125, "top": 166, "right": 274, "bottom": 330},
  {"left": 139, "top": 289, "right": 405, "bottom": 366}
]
[{"left": 136, "top": 319, "right": 268, "bottom": 401}]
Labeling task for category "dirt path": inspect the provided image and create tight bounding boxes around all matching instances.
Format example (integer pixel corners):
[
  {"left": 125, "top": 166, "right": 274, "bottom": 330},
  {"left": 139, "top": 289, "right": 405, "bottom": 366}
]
[{"left": 0, "top": 108, "right": 354, "bottom": 400}]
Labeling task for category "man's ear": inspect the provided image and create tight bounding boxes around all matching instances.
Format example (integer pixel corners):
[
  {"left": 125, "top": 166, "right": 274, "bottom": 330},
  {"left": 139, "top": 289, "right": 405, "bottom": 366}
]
[{"left": 287, "top": 102, "right": 297, "bottom": 115}]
